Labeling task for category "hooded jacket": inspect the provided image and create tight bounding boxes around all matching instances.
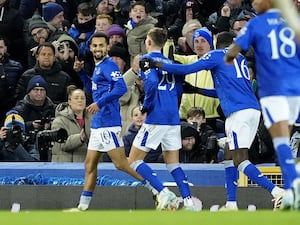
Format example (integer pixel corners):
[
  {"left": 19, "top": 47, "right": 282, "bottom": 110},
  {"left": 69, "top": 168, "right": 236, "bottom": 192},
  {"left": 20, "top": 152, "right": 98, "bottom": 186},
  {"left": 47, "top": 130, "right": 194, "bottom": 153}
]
[{"left": 51, "top": 103, "right": 92, "bottom": 162}]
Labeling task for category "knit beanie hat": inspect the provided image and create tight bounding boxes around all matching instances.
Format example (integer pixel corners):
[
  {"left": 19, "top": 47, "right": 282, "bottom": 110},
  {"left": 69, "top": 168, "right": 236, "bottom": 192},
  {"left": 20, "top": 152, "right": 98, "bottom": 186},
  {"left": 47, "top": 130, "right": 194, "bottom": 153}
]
[
  {"left": 192, "top": 27, "right": 213, "bottom": 49},
  {"left": 26, "top": 75, "right": 48, "bottom": 93},
  {"left": 43, "top": 2, "right": 64, "bottom": 22},
  {"left": 28, "top": 14, "right": 49, "bottom": 33},
  {"left": 95, "top": 0, "right": 103, "bottom": 7},
  {"left": 107, "top": 24, "right": 126, "bottom": 39},
  {"left": 181, "top": 122, "right": 198, "bottom": 139},
  {"left": 4, "top": 110, "right": 25, "bottom": 132},
  {"left": 108, "top": 43, "right": 129, "bottom": 63}
]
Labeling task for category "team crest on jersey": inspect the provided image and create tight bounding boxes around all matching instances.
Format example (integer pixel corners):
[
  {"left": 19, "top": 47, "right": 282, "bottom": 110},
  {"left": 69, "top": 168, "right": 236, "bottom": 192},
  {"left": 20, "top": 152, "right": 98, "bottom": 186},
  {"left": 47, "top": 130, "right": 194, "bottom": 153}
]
[
  {"left": 95, "top": 67, "right": 101, "bottom": 74},
  {"left": 202, "top": 52, "right": 211, "bottom": 60},
  {"left": 111, "top": 71, "right": 122, "bottom": 81}
]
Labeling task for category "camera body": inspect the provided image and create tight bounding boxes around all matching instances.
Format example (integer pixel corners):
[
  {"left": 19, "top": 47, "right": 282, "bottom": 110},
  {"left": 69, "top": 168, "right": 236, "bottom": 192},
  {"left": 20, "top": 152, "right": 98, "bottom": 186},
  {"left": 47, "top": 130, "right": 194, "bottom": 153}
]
[
  {"left": 36, "top": 128, "right": 68, "bottom": 161},
  {"left": 4, "top": 124, "right": 24, "bottom": 150}
]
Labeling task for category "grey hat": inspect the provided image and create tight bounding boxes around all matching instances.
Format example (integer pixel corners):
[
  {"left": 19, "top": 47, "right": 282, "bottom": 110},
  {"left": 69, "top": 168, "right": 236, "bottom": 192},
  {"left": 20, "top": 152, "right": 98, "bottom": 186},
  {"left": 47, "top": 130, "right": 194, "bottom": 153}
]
[{"left": 28, "top": 14, "right": 49, "bottom": 33}]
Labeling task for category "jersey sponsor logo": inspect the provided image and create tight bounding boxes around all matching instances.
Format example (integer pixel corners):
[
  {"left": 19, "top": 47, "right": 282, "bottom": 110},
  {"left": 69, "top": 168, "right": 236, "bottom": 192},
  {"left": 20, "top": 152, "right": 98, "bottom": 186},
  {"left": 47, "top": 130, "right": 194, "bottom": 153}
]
[{"left": 111, "top": 71, "right": 122, "bottom": 81}]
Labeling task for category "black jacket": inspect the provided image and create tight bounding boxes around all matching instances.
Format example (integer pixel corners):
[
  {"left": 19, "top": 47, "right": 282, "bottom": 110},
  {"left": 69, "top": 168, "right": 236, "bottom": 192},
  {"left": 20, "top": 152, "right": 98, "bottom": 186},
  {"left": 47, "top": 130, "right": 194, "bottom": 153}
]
[{"left": 16, "top": 61, "right": 71, "bottom": 104}]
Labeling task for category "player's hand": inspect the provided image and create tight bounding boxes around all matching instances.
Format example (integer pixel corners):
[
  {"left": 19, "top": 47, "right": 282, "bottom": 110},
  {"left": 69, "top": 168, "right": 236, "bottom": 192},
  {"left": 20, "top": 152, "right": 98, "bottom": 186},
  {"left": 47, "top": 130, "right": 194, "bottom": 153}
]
[
  {"left": 87, "top": 103, "right": 99, "bottom": 114},
  {"left": 139, "top": 58, "right": 161, "bottom": 71}
]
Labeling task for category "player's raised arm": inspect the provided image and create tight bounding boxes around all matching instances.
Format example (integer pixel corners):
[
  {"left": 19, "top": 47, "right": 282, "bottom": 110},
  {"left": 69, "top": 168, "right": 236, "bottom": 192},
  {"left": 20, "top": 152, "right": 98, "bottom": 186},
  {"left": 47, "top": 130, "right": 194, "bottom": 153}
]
[{"left": 224, "top": 43, "right": 242, "bottom": 64}]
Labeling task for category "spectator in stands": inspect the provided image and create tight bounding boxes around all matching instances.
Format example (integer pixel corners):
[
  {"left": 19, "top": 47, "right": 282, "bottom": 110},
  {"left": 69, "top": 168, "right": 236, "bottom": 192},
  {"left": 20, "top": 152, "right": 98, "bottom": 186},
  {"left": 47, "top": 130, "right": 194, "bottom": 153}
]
[
  {"left": 0, "top": 0, "right": 27, "bottom": 67},
  {"left": 108, "top": 42, "right": 129, "bottom": 74},
  {"left": 68, "top": 1, "right": 96, "bottom": 59},
  {"left": 125, "top": 1, "right": 157, "bottom": 64},
  {"left": 0, "top": 112, "right": 37, "bottom": 161},
  {"left": 179, "top": 121, "right": 203, "bottom": 163},
  {"left": 231, "top": 17, "right": 248, "bottom": 35},
  {"left": 94, "top": 0, "right": 124, "bottom": 25},
  {"left": 167, "top": 0, "right": 205, "bottom": 42},
  {"left": 51, "top": 85, "right": 91, "bottom": 162},
  {"left": 95, "top": 14, "right": 113, "bottom": 34},
  {"left": 16, "top": 42, "right": 71, "bottom": 105},
  {"left": 107, "top": 24, "right": 127, "bottom": 48},
  {"left": 95, "top": 0, "right": 114, "bottom": 16},
  {"left": 56, "top": 34, "right": 83, "bottom": 89},
  {"left": 176, "top": 19, "right": 202, "bottom": 55},
  {"left": 43, "top": 2, "right": 66, "bottom": 41},
  {"left": 186, "top": 107, "right": 218, "bottom": 163},
  {"left": 0, "top": 36, "right": 24, "bottom": 126},
  {"left": 13, "top": 75, "right": 57, "bottom": 161},
  {"left": 27, "top": 13, "right": 51, "bottom": 68},
  {"left": 207, "top": 0, "right": 253, "bottom": 34},
  {"left": 119, "top": 55, "right": 144, "bottom": 136}
]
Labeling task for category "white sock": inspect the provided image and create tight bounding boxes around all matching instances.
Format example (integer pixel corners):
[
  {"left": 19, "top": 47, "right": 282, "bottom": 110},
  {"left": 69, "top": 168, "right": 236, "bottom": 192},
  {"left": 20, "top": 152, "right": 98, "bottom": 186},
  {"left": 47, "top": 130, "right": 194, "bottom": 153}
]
[
  {"left": 271, "top": 186, "right": 283, "bottom": 198},
  {"left": 183, "top": 197, "right": 193, "bottom": 207},
  {"left": 78, "top": 195, "right": 91, "bottom": 210},
  {"left": 226, "top": 201, "right": 237, "bottom": 208}
]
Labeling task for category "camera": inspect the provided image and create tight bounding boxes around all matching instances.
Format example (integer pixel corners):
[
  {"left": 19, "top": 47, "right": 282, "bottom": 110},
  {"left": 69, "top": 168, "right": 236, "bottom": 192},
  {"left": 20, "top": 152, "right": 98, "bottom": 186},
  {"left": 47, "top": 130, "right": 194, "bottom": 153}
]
[
  {"left": 5, "top": 124, "right": 24, "bottom": 150},
  {"left": 36, "top": 128, "right": 68, "bottom": 161}
]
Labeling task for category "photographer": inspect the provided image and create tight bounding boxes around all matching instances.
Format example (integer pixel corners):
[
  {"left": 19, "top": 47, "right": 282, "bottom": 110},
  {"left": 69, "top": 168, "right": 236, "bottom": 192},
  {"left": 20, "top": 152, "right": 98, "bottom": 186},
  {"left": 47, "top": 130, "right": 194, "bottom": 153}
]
[
  {"left": 13, "top": 75, "right": 56, "bottom": 161},
  {"left": 0, "top": 113, "right": 36, "bottom": 162}
]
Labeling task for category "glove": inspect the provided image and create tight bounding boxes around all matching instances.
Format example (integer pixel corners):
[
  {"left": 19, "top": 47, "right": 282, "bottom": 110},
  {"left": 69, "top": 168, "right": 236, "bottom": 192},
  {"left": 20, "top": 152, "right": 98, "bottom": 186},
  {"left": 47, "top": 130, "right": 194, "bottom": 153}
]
[{"left": 139, "top": 58, "right": 159, "bottom": 72}]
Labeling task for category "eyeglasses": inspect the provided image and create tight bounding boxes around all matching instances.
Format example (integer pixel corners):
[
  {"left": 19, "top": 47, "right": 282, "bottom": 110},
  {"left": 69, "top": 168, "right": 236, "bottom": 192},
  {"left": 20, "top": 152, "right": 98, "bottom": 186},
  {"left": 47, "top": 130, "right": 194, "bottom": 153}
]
[
  {"left": 233, "top": 27, "right": 243, "bottom": 32},
  {"left": 31, "top": 28, "right": 45, "bottom": 37}
]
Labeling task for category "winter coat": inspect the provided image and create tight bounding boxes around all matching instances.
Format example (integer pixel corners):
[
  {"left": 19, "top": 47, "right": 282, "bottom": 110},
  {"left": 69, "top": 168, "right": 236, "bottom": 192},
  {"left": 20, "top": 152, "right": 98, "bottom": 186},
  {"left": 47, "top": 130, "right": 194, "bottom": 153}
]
[
  {"left": 126, "top": 15, "right": 157, "bottom": 64},
  {"left": 119, "top": 68, "right": 142, "bottom": 136},
  {"left": 51, "top": 103, "right": 92, "bottom": 162},
  {"left": 13, "top": 95, "right": 56, "bottom": 133},
  {"left": 16, "top": 61, "right": 71, "bottom": 104}
]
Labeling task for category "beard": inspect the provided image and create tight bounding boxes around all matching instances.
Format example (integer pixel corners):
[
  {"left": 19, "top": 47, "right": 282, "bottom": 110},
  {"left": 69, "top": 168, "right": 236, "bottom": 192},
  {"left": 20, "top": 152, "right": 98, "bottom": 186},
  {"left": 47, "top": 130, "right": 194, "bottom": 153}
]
[{"left": 93, "top": 50, "right": 106, "bottom": 62}]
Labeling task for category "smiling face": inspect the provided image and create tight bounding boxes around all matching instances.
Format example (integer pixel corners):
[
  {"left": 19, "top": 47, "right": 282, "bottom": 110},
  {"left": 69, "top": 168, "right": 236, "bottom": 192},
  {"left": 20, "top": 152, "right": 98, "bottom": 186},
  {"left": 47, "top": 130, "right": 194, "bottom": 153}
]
[
  {"left": 90, "top": 36, "right": 108, "bottom": 63},
  {"left": 131, "top": 107, "right": 145, "bottom": 128}
]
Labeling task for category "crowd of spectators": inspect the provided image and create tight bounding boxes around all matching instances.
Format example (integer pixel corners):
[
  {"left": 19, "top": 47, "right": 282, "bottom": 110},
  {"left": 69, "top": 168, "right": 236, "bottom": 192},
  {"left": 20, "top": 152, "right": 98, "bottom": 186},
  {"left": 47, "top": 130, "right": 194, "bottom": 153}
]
[{"left": 0, "top": 0, "right": 298, "bottom": 163}]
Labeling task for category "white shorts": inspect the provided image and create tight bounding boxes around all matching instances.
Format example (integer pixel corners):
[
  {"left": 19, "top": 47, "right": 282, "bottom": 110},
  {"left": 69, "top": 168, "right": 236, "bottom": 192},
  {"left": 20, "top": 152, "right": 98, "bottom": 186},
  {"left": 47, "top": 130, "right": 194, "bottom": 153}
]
[
  {"left": 225, "top": 108, "right": 261, "bottom": 150},
  {"left": 132, "top": 124, "right": 181, "bottom": 152},
  {"left": 87, "top": 126, "right": 123, "bottom": 152},
  {"left": 260, "top": 96, "right": 300, "bottom": 128}
]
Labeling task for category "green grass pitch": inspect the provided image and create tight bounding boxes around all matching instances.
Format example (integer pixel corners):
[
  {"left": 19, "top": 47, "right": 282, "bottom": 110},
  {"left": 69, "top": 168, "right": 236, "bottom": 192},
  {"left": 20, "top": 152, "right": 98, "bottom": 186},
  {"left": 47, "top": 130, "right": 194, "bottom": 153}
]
[{"left": 2, "top": 210, "right": 300, "bottom": 225}]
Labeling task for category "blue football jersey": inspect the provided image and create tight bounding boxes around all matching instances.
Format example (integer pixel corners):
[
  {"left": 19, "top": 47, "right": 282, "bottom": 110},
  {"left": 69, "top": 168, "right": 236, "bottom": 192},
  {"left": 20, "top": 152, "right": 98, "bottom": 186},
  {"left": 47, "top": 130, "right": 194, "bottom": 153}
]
[
  {"left": 162, "top": 49, "right": 260, "bottom": 117},
  {"left": 140, "top": 52, "right": 181, "bottom": 125},
  {"left": 91, "top": 56, "right": 127, "bottom": 128},
  {"left": 234, "top": 9, "right": 300, "bottom": 98}
]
